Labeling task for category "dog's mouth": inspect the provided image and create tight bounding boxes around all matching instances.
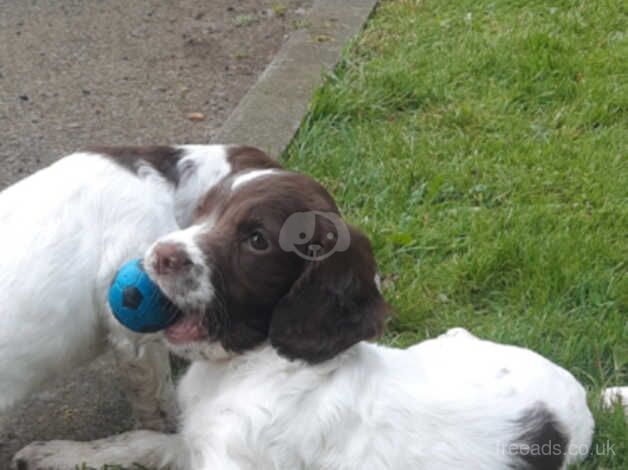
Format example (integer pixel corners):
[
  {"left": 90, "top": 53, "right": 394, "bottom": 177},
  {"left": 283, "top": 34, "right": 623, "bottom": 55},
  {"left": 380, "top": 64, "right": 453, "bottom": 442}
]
[
  {"left": 164, "top": 313, "right": 209, "bottom": 344},
  {"left": 149, "top": 275, "right": 210, "bottom": 345},
  {"left": 143, "top": 258, "right": 213, "bottom": 345},
  {"left": 157, "top": 287, "right": 211, "bottom": 345}
]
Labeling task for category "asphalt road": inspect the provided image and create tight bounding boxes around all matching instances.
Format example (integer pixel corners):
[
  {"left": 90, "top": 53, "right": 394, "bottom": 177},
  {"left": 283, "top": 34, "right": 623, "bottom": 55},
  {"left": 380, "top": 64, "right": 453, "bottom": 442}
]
[
  {"left": 0, "top": 0, "right": 310, "bottom": 465},
  {"left": 0, "top": 0, "right": 309, "bottom": 189}
]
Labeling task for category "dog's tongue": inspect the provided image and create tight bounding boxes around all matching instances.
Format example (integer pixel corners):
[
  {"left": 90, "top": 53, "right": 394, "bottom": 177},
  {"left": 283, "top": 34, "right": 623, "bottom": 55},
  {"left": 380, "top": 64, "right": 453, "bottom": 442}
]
[{"left": 165, "top": 316, "right": 208, "bottom": 344}]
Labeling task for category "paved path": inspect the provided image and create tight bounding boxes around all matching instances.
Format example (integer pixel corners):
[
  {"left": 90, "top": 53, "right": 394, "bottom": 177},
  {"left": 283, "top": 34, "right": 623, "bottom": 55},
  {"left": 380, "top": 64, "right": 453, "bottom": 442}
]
[{"left": 0, "top": 0, "right": 310, "bottom": 189}]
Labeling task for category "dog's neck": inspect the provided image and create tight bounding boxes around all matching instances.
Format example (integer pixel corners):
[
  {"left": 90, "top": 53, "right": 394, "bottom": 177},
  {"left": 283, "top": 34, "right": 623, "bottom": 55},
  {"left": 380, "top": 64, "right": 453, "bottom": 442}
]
[
  {"left": 227, "top": 341, "right": 369, "bottom": 377},
  {"left": 172, "top": 145, "right": 232, "bottom": 228}
]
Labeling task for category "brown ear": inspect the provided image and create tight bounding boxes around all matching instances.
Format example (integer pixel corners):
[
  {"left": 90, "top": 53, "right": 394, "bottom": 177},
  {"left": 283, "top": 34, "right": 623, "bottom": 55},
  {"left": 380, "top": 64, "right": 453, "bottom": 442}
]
[{"left": 269, "top": 225, "right": 389, "bottom": 364}]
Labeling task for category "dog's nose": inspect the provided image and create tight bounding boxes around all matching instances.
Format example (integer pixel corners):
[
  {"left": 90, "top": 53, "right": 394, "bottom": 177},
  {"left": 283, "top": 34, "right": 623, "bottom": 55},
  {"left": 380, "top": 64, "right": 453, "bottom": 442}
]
[{"left": 153, "top": 242, "right": 192, "bottom": 275}]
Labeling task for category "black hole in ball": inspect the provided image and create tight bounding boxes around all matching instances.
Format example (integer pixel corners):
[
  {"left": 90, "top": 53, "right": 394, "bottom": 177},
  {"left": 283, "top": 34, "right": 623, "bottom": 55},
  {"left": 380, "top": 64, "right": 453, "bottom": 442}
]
[{"left": 122, "top": 287, "right": 144, "bottom": 310}]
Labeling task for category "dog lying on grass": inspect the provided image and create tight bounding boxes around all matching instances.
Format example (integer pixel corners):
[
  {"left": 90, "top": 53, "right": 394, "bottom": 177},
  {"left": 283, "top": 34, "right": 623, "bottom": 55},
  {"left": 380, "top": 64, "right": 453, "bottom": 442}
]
[{"left": 12, "top": 162, "right": 596, "bottom": 470}]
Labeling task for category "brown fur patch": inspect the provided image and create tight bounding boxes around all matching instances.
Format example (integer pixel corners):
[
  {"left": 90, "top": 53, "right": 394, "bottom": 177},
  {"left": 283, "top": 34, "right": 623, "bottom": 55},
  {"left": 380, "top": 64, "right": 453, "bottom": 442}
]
[
  {"left": 190, "top": 171, "right": 388, "bottom": 360},
  {"left": 87, "top": 145, "right": 183, "bottom": 185},
  {"left": 226, "top": 145, "right": 281, "bottom": 173}
]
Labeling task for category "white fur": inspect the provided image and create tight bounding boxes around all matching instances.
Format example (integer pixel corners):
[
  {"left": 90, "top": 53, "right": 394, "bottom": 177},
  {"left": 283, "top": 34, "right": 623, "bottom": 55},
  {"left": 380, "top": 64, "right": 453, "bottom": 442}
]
[
  {"left": 145, "top": 224, "right": 215, "bottom": 310},
  {"left": 231, "top": 168, "right": 280, "bottom": 190},
  {"left": 602, "top": 386, "right": 628, "bottom": 416},
  {"left": 13, "top": 328, "right": 595, "bottom": 470},
  {"left": 174, "top": 145, "right": 231, "bottom": 227},
  {"left": 0, "top": 145, "right": 232, "bottom": 420}
]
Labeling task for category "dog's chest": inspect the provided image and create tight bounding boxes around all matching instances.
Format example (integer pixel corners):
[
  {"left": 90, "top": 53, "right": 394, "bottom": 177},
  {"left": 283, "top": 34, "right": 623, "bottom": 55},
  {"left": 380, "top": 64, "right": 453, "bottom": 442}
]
[{"left": 177, "top": 350, "right": 401, "bottom": 468}]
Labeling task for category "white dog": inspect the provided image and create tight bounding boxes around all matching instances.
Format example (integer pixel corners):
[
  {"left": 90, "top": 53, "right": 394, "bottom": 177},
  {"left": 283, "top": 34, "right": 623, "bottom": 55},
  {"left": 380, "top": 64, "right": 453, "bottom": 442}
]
[
  {"left": 0, "top": 144, "right": 278, "bottom": 429},
  {"left": 13, "top": 168, "right": 595, "bottom": 470}
]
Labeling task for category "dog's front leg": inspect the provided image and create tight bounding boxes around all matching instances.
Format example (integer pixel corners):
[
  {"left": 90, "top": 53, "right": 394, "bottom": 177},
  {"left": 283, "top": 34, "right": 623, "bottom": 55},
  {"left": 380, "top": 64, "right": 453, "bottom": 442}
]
[
  {"left": 110, "top": 330, "right": 178, "bottom": 432},
  {"left": 11, "top": 430, "right": 187, "bottom": 470}
]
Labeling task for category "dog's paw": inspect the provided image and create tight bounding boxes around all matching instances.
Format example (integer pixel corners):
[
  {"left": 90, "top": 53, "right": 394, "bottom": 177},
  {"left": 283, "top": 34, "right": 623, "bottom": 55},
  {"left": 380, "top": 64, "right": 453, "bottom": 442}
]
[
  {"left": 11, "top": 440, "right": 87, "bottom": 470},
  {"left": 12, "top": 431, "right": 177, "bottom": 470}
]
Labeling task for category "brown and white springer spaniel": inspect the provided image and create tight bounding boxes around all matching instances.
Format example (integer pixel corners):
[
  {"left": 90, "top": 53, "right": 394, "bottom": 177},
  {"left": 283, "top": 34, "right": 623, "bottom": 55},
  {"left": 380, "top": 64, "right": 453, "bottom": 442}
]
[{"left": 11, "top": 149, "right": 595, "bottom": 470}]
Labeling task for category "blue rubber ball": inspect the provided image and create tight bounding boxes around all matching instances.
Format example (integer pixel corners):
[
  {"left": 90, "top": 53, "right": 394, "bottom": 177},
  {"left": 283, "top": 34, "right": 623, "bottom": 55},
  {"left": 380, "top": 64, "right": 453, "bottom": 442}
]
[{"left": 108, "top": 259, "right": 181, "bottom": 333}]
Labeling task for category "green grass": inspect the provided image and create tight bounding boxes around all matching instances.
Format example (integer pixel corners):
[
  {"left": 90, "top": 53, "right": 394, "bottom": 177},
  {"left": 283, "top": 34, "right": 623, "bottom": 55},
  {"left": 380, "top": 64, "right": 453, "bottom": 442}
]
[{"left": 284, "top": 0, "right": 627, "bottom": 467}]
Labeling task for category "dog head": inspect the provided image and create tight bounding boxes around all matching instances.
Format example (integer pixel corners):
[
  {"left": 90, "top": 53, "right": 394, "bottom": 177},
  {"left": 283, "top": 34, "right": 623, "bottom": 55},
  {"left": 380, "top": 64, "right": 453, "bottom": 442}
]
[{"left": 144, "top": 166, "right": 389, "bottom": 363}]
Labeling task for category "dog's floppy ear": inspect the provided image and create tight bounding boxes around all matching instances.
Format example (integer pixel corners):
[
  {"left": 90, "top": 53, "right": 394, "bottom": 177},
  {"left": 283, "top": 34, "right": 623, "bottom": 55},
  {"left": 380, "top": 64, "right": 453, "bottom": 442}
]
[{"left": 269, "top": 224, "right": 389, "bottom": 364}]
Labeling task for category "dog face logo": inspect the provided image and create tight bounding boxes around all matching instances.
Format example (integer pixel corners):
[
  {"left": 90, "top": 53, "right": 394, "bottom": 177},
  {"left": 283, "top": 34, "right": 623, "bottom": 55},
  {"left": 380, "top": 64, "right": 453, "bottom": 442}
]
[{"left": 279, "top": 211, "right": 351, "bottom": 261}]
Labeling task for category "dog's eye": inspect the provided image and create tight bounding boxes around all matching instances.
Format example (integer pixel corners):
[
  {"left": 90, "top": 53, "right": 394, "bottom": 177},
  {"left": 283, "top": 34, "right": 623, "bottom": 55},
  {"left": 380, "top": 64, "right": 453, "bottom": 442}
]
[{"left": 248, "top": 231, "right": 270, "bottom": 252}]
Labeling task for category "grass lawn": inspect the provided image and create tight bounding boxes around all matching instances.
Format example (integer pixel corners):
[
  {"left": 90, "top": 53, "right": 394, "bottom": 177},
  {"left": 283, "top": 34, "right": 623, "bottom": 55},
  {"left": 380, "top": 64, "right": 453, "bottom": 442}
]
[{"left": 284, "top": 0, "right": 627, "bottom": 467}]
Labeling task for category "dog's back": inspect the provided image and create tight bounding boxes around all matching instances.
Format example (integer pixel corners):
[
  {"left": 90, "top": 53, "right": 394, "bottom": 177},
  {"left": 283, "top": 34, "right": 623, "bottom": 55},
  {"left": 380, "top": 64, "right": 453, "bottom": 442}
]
[
  {"left": 0, "top": 152, "right": 180, "bottom": 410},
  {"left": 177, "top": 329, "right": 594, "bottom": 469}
]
